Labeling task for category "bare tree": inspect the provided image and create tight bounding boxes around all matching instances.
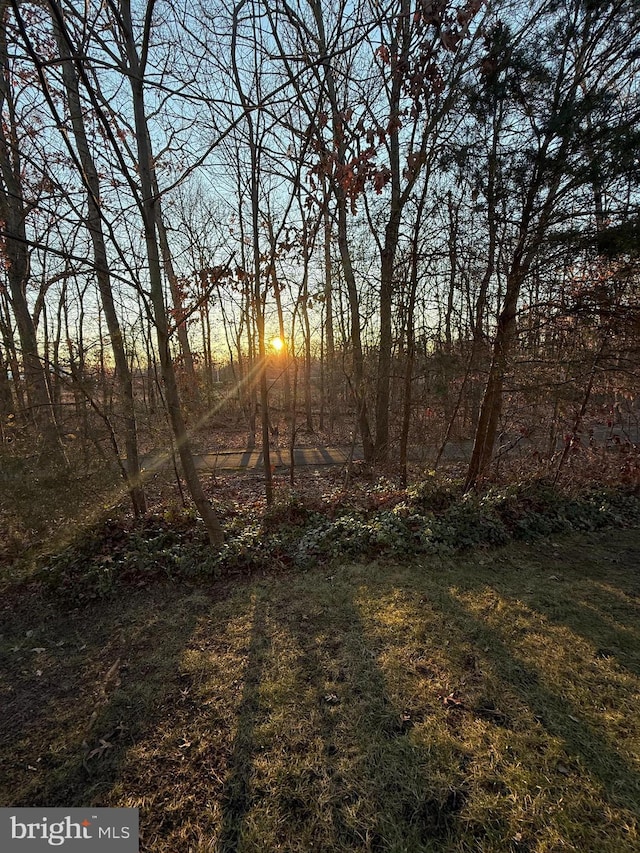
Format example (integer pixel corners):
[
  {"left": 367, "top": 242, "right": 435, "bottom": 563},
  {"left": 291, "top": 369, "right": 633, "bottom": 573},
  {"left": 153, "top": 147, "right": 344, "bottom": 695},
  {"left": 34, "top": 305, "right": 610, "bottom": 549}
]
[
  {"left": 111, "top": 0, "right": 224, "bottom": 541},
  {"left": 0, "top": 1, "right": 67, "bottom": 464},
  {"left": 48, "top": 8, "right": 147, "bottom": 514}
]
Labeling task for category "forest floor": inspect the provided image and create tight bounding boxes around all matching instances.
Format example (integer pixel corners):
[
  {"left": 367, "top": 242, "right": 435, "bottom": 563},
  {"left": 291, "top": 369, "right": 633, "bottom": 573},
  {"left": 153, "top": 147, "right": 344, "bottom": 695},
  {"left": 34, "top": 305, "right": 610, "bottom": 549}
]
[{"left": 1, "top": 527, "right": 639, "bottom": 852}]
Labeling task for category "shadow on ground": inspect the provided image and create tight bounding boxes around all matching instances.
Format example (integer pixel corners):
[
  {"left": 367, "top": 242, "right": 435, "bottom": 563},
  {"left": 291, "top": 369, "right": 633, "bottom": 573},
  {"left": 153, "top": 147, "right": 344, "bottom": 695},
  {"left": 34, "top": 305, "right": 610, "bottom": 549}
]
[{"left": 1, "top": 528, "right": 638, "bottom": 852}]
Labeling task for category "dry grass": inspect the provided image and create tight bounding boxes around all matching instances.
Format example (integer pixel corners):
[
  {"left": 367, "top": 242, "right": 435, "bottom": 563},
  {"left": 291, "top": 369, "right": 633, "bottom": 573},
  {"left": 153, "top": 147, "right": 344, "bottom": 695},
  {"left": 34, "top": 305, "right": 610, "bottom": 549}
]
[{"left": 1, "top": 529, "right": 639, "bottom": 852}]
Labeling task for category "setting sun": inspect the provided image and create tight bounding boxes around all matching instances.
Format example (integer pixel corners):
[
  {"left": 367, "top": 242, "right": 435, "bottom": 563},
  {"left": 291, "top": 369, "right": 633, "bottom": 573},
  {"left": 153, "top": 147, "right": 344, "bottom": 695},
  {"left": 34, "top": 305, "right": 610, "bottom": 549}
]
[{"left": 271, "top": 336, "right": 284, "bottom": 352}]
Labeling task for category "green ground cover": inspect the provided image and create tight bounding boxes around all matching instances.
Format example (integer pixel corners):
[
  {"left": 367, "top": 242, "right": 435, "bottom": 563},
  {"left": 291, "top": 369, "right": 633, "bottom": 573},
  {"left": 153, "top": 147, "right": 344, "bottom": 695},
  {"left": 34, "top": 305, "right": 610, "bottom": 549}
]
[{"left": 1, "top": 527, "right": 639, "bottom": 851}]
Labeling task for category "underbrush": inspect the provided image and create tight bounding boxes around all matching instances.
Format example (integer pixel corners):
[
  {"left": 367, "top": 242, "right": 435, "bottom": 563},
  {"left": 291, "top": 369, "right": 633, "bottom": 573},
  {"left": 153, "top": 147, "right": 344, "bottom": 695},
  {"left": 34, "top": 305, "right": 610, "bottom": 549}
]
[
  {"left": 18, "top": 476, "right": 640, "bottom": 602},
  {"left": 0, "top": 446, "right": 121, "bottom": 567}
]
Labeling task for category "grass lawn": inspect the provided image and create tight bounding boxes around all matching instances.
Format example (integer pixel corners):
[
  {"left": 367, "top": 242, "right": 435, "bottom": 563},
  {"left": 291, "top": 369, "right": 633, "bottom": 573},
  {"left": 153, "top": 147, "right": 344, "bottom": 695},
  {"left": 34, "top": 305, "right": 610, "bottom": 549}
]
[{"left": 1, "top": 528, "right": 639, "bottom": 852}]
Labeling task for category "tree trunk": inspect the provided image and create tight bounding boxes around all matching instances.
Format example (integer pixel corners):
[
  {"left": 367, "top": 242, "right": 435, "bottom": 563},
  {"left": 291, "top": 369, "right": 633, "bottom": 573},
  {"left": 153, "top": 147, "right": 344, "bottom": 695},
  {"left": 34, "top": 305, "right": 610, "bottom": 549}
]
[
  {"left": 375, "top": 212, "right": 401, "bottom": 463},
  {"left": 374, "top": 0, "right": 411, "bottom": 464},
  {"left": 400, "top": 173, "right": 429, "bottom": 486},
  {"left": 0, "top": 292, "right": 25, "bottom": 416},
  {"left": 465, "top": 264, "right": 523, "bottom": 490},
  {"left": 267, "top": 219, "right": 291, "bottom": 413},
  {"left": 322, "top": 184, "right": 336, "bottom": 431},
  {"left": 154, "top": 189, "right": 201, "bottom": 409},
  {"left": 120, "top": 0, "right": 223, "bottom": 544},
  {"left": 0, "top": 3, "right": 67, "bottom": 463},
  {"left": 336, "top": 200, "right": 375, "bottom": 460},
  {"left": 231, "top": 1, "right": 272, "bottom": 504},
  {"left": 465, "top": 88, "right": 570, "bottom": 490},
  {"left": 54, "top": 14, "right": 146, "bottom": 514},
  {"left": 299, "top": 236, "right": 314, "bottom": 433},
  {"left": 0, "top": 342, "right": 13, "bottom": 417},
  {"left": 309, "top": 0, "right": 374, "bottom": 462}
]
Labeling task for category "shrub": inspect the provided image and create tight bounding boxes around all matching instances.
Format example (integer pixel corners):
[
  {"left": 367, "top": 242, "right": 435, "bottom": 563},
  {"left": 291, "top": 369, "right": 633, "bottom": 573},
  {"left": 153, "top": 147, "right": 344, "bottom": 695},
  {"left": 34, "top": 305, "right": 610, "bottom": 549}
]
[
  {"left": 407, "top": 475, "right": 461, "bottom": 512},
  {"left": 29, "top": 480, "right": 640, "bottom": 596}
]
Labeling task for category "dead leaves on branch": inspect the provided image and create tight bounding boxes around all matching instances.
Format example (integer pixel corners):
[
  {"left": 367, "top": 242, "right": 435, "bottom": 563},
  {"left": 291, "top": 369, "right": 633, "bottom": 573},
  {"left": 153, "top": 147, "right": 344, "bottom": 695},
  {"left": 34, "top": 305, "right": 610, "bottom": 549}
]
[{"left": 304, "top": 1, "right": 485, "bottom": 211}]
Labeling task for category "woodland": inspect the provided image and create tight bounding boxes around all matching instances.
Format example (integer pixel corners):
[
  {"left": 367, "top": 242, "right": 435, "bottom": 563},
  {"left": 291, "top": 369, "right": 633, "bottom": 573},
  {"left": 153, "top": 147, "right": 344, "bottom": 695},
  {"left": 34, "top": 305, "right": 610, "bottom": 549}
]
[
  {"left": 1, "top": 2, "right": 640, "bottom": 850},
  {"left": 0, "top": 0, "right": 638, "bottom": 550}
]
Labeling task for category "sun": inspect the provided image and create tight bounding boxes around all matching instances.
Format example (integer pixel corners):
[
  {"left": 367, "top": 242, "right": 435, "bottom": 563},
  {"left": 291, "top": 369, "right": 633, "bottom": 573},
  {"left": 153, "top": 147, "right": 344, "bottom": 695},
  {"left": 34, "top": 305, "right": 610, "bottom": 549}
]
[{"left": 271, "top": 336, "right": 284, "bottom": 352}]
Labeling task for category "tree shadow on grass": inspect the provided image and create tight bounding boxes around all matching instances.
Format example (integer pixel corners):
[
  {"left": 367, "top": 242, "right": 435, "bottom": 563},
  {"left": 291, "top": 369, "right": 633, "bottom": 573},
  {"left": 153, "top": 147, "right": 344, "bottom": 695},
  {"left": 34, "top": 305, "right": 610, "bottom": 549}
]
[
  {"left": 428, "top": 581, "right": 640, "bottom": 815},
  {"left": 214, "top": 575, "right": 467, "bottom": 852},
  {"left": 469, "top": 532, "right": 640, "bottom": 679},
  {"left": 295, "top": 596, "right": 467, "bottom": 851},
  {"left": 516, "top": 532, "right": 639, "bottom": 679},
  {"left": 338, "top": 558, "right": 640, "bottom": 850},
  {"left": 215, "top": 595, "right": 270, "bottom": 853},
  {"left": 0, "top": 581, "right": 238, "bottom": 813},
  {"left": 502, "top": 582, "right": 640, "bottom": 679},
  {"left": 0, "top": 586, "right": 157, "bottom": 804}
]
